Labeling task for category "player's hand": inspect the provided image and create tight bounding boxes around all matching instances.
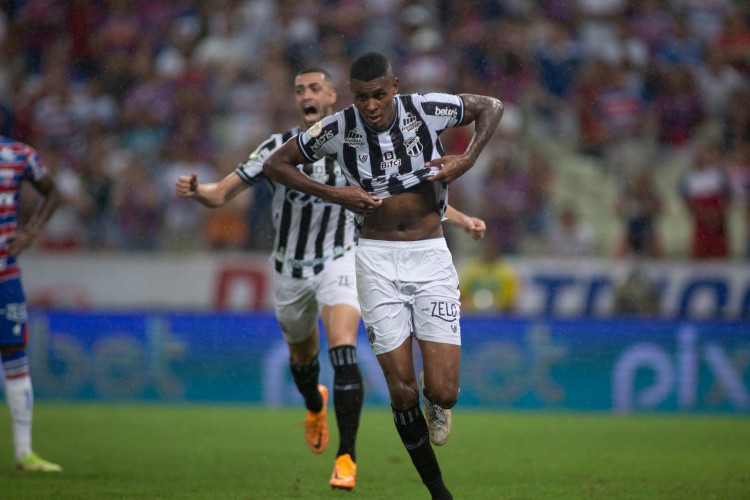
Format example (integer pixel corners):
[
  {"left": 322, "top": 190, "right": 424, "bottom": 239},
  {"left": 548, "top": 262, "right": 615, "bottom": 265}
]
[
  {"left": 8, "top": 227, "right": 36, "bottom": 256},
  {"left": 425, "top": 154, "right": 472, "bottom": 184},
  {"left": 334, "top": 186, "right": 382, "bottom": 216},
  {"left": 465, "top": 216, "right": 486, "bottom": 240},
  {"left": 175, "top": 172, "right": 199, "bottom": 197}
]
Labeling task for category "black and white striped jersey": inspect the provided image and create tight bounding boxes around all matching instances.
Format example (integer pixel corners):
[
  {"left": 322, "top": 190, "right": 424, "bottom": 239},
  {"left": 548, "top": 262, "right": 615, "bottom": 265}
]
[
  {"left": 236, "top": 126, "right": 357, "bottom": 279},
  {"left": 296, "top": 93, "right": 465, "bottom": 219}
]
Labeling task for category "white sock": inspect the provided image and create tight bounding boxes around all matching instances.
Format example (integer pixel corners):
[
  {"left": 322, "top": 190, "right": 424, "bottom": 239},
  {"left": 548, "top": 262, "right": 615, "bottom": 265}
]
[{"left": 5, "top": 375, "right": 33, "bottom": 460}]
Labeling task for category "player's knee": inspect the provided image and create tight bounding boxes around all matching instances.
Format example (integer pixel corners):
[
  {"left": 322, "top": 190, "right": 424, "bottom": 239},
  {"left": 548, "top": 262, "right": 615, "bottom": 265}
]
[
  {"left": 327, "top": 332, "right": 358, "bottom": 350},
  {"left": 389, "top": 380, "right": 420, "bottom": 411},
  {"left": 288, "top": 336, "right": 319, "bottom": 364},
  {"left": 289, "top": 346, "right": 319, "bottom": 366},
  {"left": 425, "top": 382, "right": 459, "bottom": 409}
]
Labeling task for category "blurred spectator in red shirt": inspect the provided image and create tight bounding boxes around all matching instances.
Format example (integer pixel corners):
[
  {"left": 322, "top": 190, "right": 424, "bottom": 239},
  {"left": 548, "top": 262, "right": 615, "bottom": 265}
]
[{"left": 679, "top": 142, "right": 732, "bottom": 259}]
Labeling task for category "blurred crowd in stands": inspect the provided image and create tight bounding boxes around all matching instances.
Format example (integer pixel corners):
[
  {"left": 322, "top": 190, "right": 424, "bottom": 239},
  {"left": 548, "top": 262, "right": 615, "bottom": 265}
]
[{"left": 1, "top": 0, "right": 749, "bottom": 262}]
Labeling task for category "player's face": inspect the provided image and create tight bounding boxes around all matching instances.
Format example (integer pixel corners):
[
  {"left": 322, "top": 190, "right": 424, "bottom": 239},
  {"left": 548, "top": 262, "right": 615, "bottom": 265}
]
[
  {"left": 294, "top": 72, "right": 337, "bottom": 128},
  {"left": 350, "top": 75, "right": 398, "bottom": 132}
]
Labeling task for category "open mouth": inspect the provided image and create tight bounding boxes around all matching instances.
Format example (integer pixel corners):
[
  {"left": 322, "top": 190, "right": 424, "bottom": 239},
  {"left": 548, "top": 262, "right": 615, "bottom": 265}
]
[{"left": 303, "top": 105, "right": 318, "bottom": 117}]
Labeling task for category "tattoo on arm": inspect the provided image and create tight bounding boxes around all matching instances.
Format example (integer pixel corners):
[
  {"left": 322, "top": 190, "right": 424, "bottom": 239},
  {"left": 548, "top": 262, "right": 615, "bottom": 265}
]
[{"left": 459, "top": 94, "right": 504, "bottom": 163}]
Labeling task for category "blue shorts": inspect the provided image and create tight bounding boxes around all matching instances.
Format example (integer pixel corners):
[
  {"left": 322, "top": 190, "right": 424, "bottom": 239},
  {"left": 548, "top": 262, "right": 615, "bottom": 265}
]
[{"left": 0, "top": 278, "right": 29, "bottom": 346}]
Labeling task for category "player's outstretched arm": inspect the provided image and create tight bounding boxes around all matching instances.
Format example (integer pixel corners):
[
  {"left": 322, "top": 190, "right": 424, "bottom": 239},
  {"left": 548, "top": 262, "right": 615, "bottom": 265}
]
[
  {"left": 444, "top": 204, "right": 486, "bottom": 241},
  {"left": 263, "top": 137, "right": 381, "bottom": 216},
  {"left": 175, "top": 171, "right": 247, "bottom": 208},
  {"left": 427, "top": 94, "right": 503, "bottom": 185}
]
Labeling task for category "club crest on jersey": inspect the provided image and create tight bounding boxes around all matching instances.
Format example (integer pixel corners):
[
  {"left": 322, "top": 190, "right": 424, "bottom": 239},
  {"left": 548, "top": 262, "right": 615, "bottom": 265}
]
[
  {"left": 381, "top": 151, "right": 402, "bottom": 171},
  {"left": 404, "top": 136, "right": 423, "bottom": 157},
  {"left": 308, "top": 121, "right": 324, "bottom": 138},
  {"left": 401, "top": 112, "right": 422, "bottom": 133},
  {"left": 344, "top": 128, "right": 365, "bottom": 148},
  {"left": 358, "top": 154, "right": 368, "bottom": 162}
]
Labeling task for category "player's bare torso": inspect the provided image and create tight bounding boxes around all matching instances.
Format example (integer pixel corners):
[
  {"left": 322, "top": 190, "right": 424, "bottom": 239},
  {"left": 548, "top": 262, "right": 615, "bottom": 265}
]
[{"left": 359, "top": 183, "right": 443, "bottom": 241}]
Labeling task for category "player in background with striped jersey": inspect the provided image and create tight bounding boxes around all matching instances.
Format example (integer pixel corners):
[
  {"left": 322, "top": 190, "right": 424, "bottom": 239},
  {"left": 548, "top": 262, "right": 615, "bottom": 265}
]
[
  {"left": 0, "top": 136, "right": 62, "bottom": 472},
  {"left": 263, "top": 53, "right": 503, "bottom": 500},
  {"left": 176, "top": 68, "right": 486, "bottom": 491}
]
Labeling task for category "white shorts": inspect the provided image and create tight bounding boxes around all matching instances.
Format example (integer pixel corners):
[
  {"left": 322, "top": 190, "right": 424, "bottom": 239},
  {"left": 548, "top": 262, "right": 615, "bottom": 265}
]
[
  {"left": 356, "top": 237, "right": 461, "bottom": 355},
  {"left": 273, "top": 251, "right": 360, "bottom": 344}
]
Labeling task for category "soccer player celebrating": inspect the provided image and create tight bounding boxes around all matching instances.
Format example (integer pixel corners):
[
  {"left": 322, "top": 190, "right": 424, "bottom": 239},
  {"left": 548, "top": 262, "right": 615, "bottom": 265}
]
[
  {"left": 263, "top": 53, "right": 503, "bottom": 499},
  {"left": 177, "top": 68, "right": 361, "bottom": 489},
  {"left": 177, "top": 67, "right": 485, "bottom": 492},
  {"left": 0, "top": 136, "right": 62, "bottom": 472}
]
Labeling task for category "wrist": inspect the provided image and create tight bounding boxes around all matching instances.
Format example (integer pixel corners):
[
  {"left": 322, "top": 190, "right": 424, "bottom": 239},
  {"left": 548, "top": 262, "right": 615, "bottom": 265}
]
[{"left": 319, "top": 185, "right": 339, "bottom": 204}]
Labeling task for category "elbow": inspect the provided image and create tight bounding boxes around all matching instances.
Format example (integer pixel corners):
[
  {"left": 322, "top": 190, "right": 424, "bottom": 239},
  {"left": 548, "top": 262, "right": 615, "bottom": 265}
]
[
  {"left": 263, "top": 159, "right": 286, "bottom": 183},
  {"left": 49, "top": 185, "right": 63, "bottom": 210},
  {"left": 494, "top": 97, "right": 504, "bottom": 119},
  {"left": 261, "top": 161, "right": 275, "bottom": 181}
]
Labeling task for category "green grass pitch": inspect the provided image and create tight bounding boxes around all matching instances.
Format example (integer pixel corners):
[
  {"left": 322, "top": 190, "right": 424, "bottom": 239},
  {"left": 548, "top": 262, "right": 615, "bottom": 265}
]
[{"left": 1, "top": 404, "right": 748, "bottom": 499}]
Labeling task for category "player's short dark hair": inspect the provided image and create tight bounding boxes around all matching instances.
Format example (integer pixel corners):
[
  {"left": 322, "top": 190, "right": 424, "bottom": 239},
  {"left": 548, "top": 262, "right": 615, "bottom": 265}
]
[
  {"left": 296, "top": 67, "right": 334, "bottom": 85},
  {"left": 349, "top": 52, "right": 392, "bottom": 82}
]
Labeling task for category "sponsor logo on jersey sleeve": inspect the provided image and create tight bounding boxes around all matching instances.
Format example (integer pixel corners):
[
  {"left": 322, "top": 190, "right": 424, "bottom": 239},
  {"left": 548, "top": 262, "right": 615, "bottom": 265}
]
[
  {"left": 309, "top": 130, "right": 335, "bottom": 153},
  {"left": 423, "top": 102, "right": 460, "bottom": 119}
]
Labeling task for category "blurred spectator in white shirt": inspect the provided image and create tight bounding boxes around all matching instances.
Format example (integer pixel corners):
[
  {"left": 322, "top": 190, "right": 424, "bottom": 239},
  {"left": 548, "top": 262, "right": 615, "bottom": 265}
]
[{"left": 545, "top": 205, "right": 596, "bottom": 258}]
